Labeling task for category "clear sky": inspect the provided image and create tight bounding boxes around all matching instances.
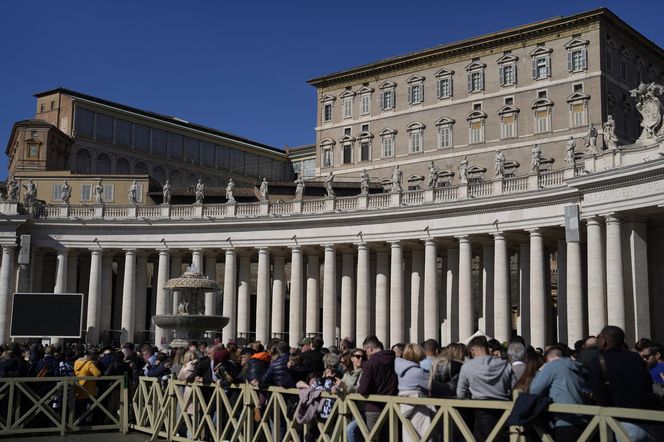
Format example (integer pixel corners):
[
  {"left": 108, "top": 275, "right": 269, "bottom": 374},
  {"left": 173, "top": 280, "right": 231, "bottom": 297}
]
[{"left": 1, "top": 1, "right": 663, "bottom": 179}]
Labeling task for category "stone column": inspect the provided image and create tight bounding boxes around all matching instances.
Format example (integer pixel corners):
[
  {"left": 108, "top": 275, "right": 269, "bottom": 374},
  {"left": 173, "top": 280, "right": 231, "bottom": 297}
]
[
  {"left": 557, "top": 240, "right": 568, "bottom": 344},
  {"left": 356, "top": 243, "right": 370, "bottom": 345},
  {"left": 529, "top": 229, "right": 546, "bottom": 349},
  {"left": 221, "top": 249, "right": 237, "bottom": 343},
  {"left": 305, "top": 253, "right": 320, "bottom": 336},
  {"left": 99, "top": 254, "right": 113, "bottom": 339},
  {"left": 444, "top": 248, "right": 459, "bottom": 344},
  {"left": 322, "top": 245, "right": 336, "bottom": 347},
  {"left": 482, "top": 244, "right": 495, "bottom": 337},
  {"left": 191, "top": 249, "right": 203, "bottom": 274},
  {"left": 0, "top": 246, "right": 17, "bottom": 343},
  {"left": 54, "top": 248, "right": 68, "bottom": 293},
  {"left": 30, "top": 249, "right": 43, "bottom": 292},
  {"left": 237, "top": 254, "right": 251, "bottom": 338},
  {"left": 170, "top": 255, "right": 183, "bottom": 314},
  {"left": 457, "top": 236, "right": 473, "bottom": 341},
  {"left": 86, "top": 249, "right": 103, "bottom": 344},
  {"left": 605, "top": 215, "right": 625, "bottom": 329},
  {"left": 375, "top": 250, "right": 389, "bottom": 345},
  {"left": 271, "top": 254, "right": 286, "bottom": 338},
  {"left": 586, "top": 217, "right": 606, "bottom": 335},
  {"left": 422, "top": 241, "right": 438, "bottom": 341},
  {"left": 628, "top": 222, "right": 650, "bottom": 340},
  {"left": 389, "top": 242, "right": 404, "bottom": 346},
  {"left": 288, "top": 246, "right": 303, "bottom": 346},
  {"left": 134, "top": 253, "right": 148, "bottom": 339},
  {"left": 339, "top": 251, "right": 355, "bottom": 341},
  {"left": 120, "top": 250, "right": 136, "bottom": 344},
  {"left": 518, "top": 242, "right": 530, "bottom": 341},
  {"left": 566, "top": 239, "right": 584, "bottom": 344},
  {"left": 493, "top": 232, "right": 511, "bottom": 343},
  {"left": 154, "top": 249, "right": 170, "bottom": 349},
  {"left": 113, "top": 256, "right": 124, "bottom": 330},
  {"left": 67, "top": 253, "right": 78, "bottom": 293},
  {"left": 411, "top": 247, "right": 425, "bottom": 343},
  {"left": 256, "top": 248, "right": 270, "bottom": 344},
  {"left": 205, "top": 254, "right": 217, "bottom": 317}
]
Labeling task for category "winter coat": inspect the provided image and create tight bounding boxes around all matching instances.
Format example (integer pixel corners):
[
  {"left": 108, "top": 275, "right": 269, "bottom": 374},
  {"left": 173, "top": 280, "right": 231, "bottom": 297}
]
[
  {"left": 245, "top": 352, "right": 271, "bottom": 382},
  {"left": 73, "top": 358, "right": 101, "bottom": 399},
  {"left": 456, "top": 355, "right": 515, "bottom": 400},
  {"left": 394, "top": 358, "right": 430, "bottom": 393},
  {"left": 357, "top": 350, "right": 398, "bottom": 413},
  {"left": 430, "top": 358, "right": 463, "bottom": 398},
  {"left": 295, "top": 386, "right": 324, "bottom": 424},
  {"left": 260, "top": 353, "right": 295, "bottom": 388}
]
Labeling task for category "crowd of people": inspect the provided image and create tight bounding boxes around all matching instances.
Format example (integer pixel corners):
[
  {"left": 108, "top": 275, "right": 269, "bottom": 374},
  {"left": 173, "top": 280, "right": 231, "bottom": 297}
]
[{"left": 0, "top": 325, "right": 663, "bottom": 441}]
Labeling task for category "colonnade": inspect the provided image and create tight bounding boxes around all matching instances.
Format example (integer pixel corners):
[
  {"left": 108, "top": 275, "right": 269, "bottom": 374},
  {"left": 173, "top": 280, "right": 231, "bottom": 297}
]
[{"left": 0, "top": 213, "right": 657, "bottom": 348}]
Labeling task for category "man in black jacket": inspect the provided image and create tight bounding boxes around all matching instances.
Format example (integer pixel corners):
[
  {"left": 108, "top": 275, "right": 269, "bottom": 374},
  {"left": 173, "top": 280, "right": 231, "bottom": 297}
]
[
  {"left": 258, "top": 341, "right": 295, "bottom": 388},
  {"left": 187, "top": 345, "right": 217, "bottom": 384},
  {"left": 301, "top": 336, "right": 324, "bottom": 376}
]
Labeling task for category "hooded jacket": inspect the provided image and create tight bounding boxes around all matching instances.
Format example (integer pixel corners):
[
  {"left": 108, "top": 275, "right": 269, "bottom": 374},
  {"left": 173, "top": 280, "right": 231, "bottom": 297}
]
[
  {"left": 357, "top": 350, "right": 398, "bottom": 412},
  {"left": 456, "top": 355, "right": 515, "bottom": 400},
  {"left": 245, "top": 351, "right": 271, "bottom": 382},
  {"left": 394, "top": 358, "right": 429, "bottom": 393},
  {"left": 74, "top": 358, "right": 101, "bottom": 398},
  {"left": 260, "top": 353, "right": 295, "bottom": 388}
]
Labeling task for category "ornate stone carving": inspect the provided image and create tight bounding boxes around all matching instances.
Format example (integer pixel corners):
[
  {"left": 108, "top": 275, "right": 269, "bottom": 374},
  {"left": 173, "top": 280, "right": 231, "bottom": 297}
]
[
  {"left": 391, "top": 165, "right": 403, "bottom": 192},
  {"left": 162, "top": 180, "right": 172, "bottom": 205},
  {"left": 426, "top": 161, "right": 440, "bottom": 188},
  {"left": 531, "top": 145, "right": 542, "bottom": 173},
  {"left": 360, "top": 169, "right": 369, "bottom": 195},
  {"left": 602, "top": 115, "right": 619, "bottom": 149},
  {"left": 565, "top": 137, "right": 577, "bottom": 166},
  {"left": 494, "top": 151, "right": 505, "bottom": 178},
  {"left": 94, "top": 179, "right": 104, "bottom": 205},
  {"left": 259, "top": 178, "right": 268, "bottom": 202},
  {"left": 195, "top": 179, "right": 204, "bottom": 204},
  {"left": 458, "top": 156, "right": 469, "bottom": 183},
  {"left": 583, "top": 123, "right": 599, "bottom": 154},
  {"left": 226, "top": 178, "right": 235, "bottom": 203},
  {"left": 128, "top": 180, "right": 138, "bottom": 205},
  {"left": 324, "top": 172, "right": 335, "bottom": 198},
  {"left": 630, "top": 82, "right": 664, "bottom": 141},
  {"left": 61, "top": 180, "right": 71, "bottom": 205},
  {"left": 22, "top": 180, "right": 36, "bottom": 205},
  {"left": 294, "top": 176, "right": 305, "bottom": 200},
  {"left": 7, "top": 180, "right": 18, "bottom": 202}
]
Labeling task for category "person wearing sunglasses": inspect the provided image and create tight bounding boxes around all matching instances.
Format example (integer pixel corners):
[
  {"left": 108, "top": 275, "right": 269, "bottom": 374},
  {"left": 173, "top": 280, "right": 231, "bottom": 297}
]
[{"left": 339, "top": 349, "right": 366, "bottom": 442}]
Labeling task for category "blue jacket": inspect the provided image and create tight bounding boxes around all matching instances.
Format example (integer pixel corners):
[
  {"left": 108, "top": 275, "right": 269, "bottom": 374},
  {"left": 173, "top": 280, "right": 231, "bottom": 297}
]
[{"left": 260, "top": 353, "right": 295, "bottom": 388}]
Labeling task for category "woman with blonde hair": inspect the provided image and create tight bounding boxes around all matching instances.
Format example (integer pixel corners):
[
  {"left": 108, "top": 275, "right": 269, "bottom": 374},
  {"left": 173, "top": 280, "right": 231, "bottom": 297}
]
[
  {"left": 394, "top": 343, "right": 433, "bottom": 442},
  {"left": 430, "top": 343, "right": 465, "bottom": 398}
]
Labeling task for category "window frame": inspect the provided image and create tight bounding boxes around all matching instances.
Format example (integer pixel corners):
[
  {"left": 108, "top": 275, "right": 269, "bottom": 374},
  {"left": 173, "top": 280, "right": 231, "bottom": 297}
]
[
  {"left": 435, "top": 117, "right": 455, "bottom": 149},
  {"left": 407, "top": 75, "right": 425, "bottom": 106},
  {"left": 406, "top": 122, "right": 425, "bottom": 153},
  {"left": 465, "top": 61, "right": 486, "bottom": 94},
  {"left": 435, "top": 69, "right": 454, "bottom": 99},
  {"left": 320, "top": 95, "right": 336, "bottom": 124},
  {"left": 530, "top": 46, "right": 553, "bottom": 80},
  {"left": 466, "top": 110, "right": 487, "bottom": 144},
  {"left": 379, "top": 128, "right": 397, "bottom": 158}
]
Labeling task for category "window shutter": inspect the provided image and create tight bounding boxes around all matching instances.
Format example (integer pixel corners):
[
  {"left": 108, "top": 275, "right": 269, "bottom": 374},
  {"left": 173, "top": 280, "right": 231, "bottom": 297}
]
[
  {"left": 380, "top": 92, "right": 385, "bottom": 110},
  {"left": 582, "top": 48, "right": 587, "bottom": 70},
  {"left": 532, "top": 58, "right": 537, "bottom": 79},
  {"left": 450, "top": 78, "right": 453, "bottom": 97},
  {"left": 408, "top": 85, "right": 413, "bottom": 104},
  {"left": 81, "top": 184, "right": 91, "bottom": 202},
  {"left": 499, "top": 65, "right": 504, "bottom": 86},
  {"left": 436, "top": 79, "right": 441, "bottom": 98},
  {"left": 546, "top": 56, "right": 551, "bottom": 77},
  {"left": 480, "top": 70, "right": 485, "bottom": 90},
  {"left": 514, "top": 64, "right": 518, "bottom": 84},
  {"left": 420, "top": 85, "right": 424, "bottom": 103},
  {"left": 567, "top": 51, "right": 573, "bottom": 72},
  {"left": 467, "top": 71, "right": 472, "bottom": 92},
  {"left": 52, "top": 184, "right": 61, "bottom": 201},
  {"left": 104, "top": 184, "right": 114, "bottom": 202}
]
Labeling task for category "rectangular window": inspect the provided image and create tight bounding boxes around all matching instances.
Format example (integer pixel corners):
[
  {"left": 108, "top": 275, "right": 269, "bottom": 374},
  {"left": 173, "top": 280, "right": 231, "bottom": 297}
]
[
  {"left": 437, "top": 77, "right": 452, "bottom": 98},
  {"left": 572, "top": 103, "right": 585, "bottom": 127},
  {"left": 40, "top": 103, "right": 45, "bottom": 113},
  {"left": 135, "top": 183, "right": 144, "bottom": 203},
  {"left": 303, "top": 159, "right": 315, "bottom": 177},
  {"left": 323, "top": 149, "right": 332, "bottom": 167},
  {"left": 50, "top": 101, "right": 55, "bottom": 111},
  {"left": 343, "top": 144, "right": 352, "bottom": 164},
  {"left": 361, "top": 123, "right": 369, "bottom": 132},
  {"left": 409, "top": 84, "right": 423, "bottom": 104},
  {"left": 360, "top": 142, "right": 370, "bottom": 161},
  {"left": 115, "top": 119, "right": 132, "bottom": 146},
  {"left": 380, "top": 90, "right": 394, "bottom": 110},
  {"left": 94, "top": 113, "right": 114, "bottom": 142},
  {"left": 620, "top": 61, "right": 627, "bottom": 80},
  {"left": 438, "top": 126, "right": 452, "bottom": 148},
  {"left": 468, "top": 71, "right": 483, "bottom": 92},
  {"left": 501, "top": 115, "right": 516, "bottom": 138},
  {"left": 536, "top": 57, "right": 548, "bottom": 78},
  {"left": 343, "top": 98, "right": 352, "bottom": 118},
  {"left": 361, "top": 94, "right": 370, "bottom": 115},
  {"left": 500, "top": 64, "right": 515, "bottom": 85},
  {"left": 469, "top": 121, "right": 483, "bottom": 143},
  {"left": 323, "top": 103, "right": 333, "bottom": 122},
  {"left": 382, "top": 137, "right": 394, "bottom": 157},
  {"left": 409, "top": 131, "right": 422, "bottom": 153},
  {"left": 606, "top": 51, "right": 612, "bottom": 73},
  {"left": 536, "top": 110, "right": 550, "bottom": 133},
  {"left": 52, "top": 184, "right": 62, "bottom": 202},
  {"left": 568, "top": 49, "right": 586, "bottom": 72},
  {"left": 81, "top": 184, "right": 92, "bottom": 202},
  {"left": 103, "top": 184, "right": 114, "bottom": 202}
]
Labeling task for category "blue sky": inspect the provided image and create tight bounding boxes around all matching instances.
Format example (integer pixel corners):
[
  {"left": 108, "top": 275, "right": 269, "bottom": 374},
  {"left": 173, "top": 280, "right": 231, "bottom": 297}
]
[{"left": 1, "top": 1, "right": 663, "bottom": 179}]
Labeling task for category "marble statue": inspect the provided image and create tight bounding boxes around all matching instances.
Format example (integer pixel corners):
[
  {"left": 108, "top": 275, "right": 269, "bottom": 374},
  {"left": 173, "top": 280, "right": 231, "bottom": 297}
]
[
  {"left": 391, "top": 165, "right": 403, "bottom": 193},
  {"left": 360, "top": 169, "right": 369, "bottom": 195},
  {"left": 259, "top": 177, "right": 268, "bottom": 201},
  {"left": 61, "top": 180, "right": 71, "bottom": 204},
  {"left": 22, "top": 180, "right": 36, "bottom": 205},
  {"left": 324, "top": 172, "right": 335, "bottom": 197},
  {"left": 458, "top": 156, "right": 469, "bottom": 183},
  {"left": 162, "top": 180, "right": 172, "bottom": 205},
  {"left": 602, "top": 115, "right": 619, "bottom": 149},
  {"left": 630, "top": 82, "right": 664, "bottom": 141},
  {"left": 426, "top": 161, "right": 440, "bottom": 188},
  {"left": 583, "top": 123, "right": 599, "bottom": 153},
  {"left": 94, "top": 180, "right": 104, "bottom": 204},
  {"left": 531, "top": 145, "right": 542, "bottom": 173},
  {"left": 294, "top": 176, "right": 305, "bottom": 200},
  {"left": 128, "top": 180, "right": 138, "bottom": 205},
  {"left": 226, "top": 178, "right": 235, "bottom": 203},
  {"left": 564, "top": 136, "right": 577, "bottom": 166},
  {"left": 494, "top": 151, "right": 505, "bottom": 178},
  {"left": 195, "top": 179, "right": 204, "bottom": 204},
  {"left": 7, "top": 180, "right": 18, "bottom": 201}
]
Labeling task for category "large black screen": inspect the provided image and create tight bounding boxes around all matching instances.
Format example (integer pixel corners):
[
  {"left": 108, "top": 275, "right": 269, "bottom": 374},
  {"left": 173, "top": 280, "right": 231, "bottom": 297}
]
[{"left": 10, "top": 293, "right": 83, "bottom": 338}]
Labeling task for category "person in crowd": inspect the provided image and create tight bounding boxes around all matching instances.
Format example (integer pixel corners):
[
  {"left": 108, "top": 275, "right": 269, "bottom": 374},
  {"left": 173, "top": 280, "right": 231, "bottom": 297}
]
[
  {"left": 73, "top": 349, "right": 101, "bottom": 422},
  {"left": 302, "top": 336, "right": 325, "bottom": 376},
  {"left": 340, "top": 348, "right": 365, "bottom": 442},
  {"left": 588, "top": 326, "right": 663, "bottom": 441},
  {"left": 187, "top": 345, "right": 217, "bottom": 384},
  {"left": 339, "top": 338, "right": 354, "bottom": 353},
  {"left": 430, "top": 343, "right": 464, "bottom": 398},
  {"left": 634, "top": 338, "right": 653, "bottom": 355},
  {"left": 35, "top": 345, "right": 58, "bottom": 377},
  {"left": 647, "top": 344, "right": 664, "bottom": 384},
  {"left": 0, "top": 343, "right": 26, "bottom": 377},
  {"left": 357, "top": 336, "right": 398, "bottom": 440},
  {"left": 488, "top": 339, "right": 505, "bottom": 359},
  {"left": 391, "top": 343, "right": 404, "bottom": 359},
  {"left": 170, "top": 347, "right": 186, "bottom": 379},
  {"left": 529, "top": 345, "right": 589, "bottom": 441},
  {"left": 457, "top": 336, "right": 516, "bottom": 441},
  {"left": 287, "top": 351, "right": 310, "bottom": 383},
  {"left": 507, "top": 342, "right": 527, "bottom": 381},
  {"left": 420, "top": 339, "right": 439, "bottom": 371},
  {"left": 395, "top": 343, "right": 433, "bottom": 442},
  {"left": 514, "top": 347, "right": 544, "bottom": 392},
  {"left": 256, "top": 341, "right": 294, "bottom": 388},
  {"left": 577, "top": 335, "right": 600, "bottom": 368},
  {"left": 146, "top": 352, "right": 170, "bottom": 381}
]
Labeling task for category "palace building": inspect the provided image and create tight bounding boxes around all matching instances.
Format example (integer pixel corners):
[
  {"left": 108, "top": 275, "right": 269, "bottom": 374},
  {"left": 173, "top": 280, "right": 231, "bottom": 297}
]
[{"left": 2, "top": 8, "right": 664, "bottom": 349}]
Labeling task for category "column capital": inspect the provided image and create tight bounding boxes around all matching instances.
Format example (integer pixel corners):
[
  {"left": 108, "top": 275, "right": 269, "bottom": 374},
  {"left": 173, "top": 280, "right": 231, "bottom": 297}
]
[
  {"left": 88, "top": 248, "right": 104, "bottom": 255},
  {"left": 490, "top": 231, "right": 506, "bottom": 240},
  {"left": 422, "top": 238, "right": 437, "bottom": 246},
  {"left": 257, "top": 247, "right": 270, "bottom": 253},
  {"left": 605, "top": 213, "right": 621, "bottom": 224},
  {"left": 224, "top": 247, "right": 236, "bottom": 254},
  {"left": 2, "top": 245, "right": 17, "bottom": 253},
  {"left": 584, "top": 216, "right": 604, "bottom": 226},
  {"left": 54, "top": 246, "right": 69, "bottom": 255},
  {"left": 527, "top": 228, "right": 542, "bottom": 236},
  {"left": 455, "top": 235, "right": 470, "bottom": 243},
  {"left": 156, "top": 248, "right": 170, "bottom": 255},
  {"left": 354, "top": 242, "right": 368, "bottom": 249},
  {"left": 123, "top": 249, "right": 137, "bottom": 255},
  {"left": 323, "top": 244, "right": 335, "bottom": 251}
]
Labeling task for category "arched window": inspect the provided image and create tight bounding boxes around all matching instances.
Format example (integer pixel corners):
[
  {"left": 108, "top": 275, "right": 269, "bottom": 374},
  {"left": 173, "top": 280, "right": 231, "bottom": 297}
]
[
  {"left": 75, "top": 149, "right": 91, "bottom": 174},
  {"left": 116, "top": 157, "right": 130, "bottom": 174},
  {"left": 134, "top": 161, "right": 148, "bottom": 175},
  {"left": 96, "top": 153, "right": 111, "bottom": 174}
]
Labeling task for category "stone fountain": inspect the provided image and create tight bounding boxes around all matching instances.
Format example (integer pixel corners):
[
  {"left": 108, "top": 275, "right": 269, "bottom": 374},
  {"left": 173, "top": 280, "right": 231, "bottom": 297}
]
[{"left": 152, "top": 269, "right": 228, "bottom": 348}]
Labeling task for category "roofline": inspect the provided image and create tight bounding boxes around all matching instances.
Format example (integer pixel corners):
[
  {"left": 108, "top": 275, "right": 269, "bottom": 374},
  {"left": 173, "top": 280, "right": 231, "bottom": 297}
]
[
  {"left": 307, "top": 8, "right": 664, "bottom": 87},
  {"left": 5, "top": 119, "right": 72, "bottom": 156},
  {"left": 33, "top": 87, "right": 287, "bottom": 158}
]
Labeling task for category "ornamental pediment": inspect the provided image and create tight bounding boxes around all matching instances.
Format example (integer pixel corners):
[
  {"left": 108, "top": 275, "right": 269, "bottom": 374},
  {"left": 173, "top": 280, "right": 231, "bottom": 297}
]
[
  {"left": 406, "top": 122, "right": 425, "bottom": 131},
  {"left": 566, "top": 92, "right": 590, "bottom": 103},
  {"left": 338, "top": 135, "right": 355, "bottom": 143},
  {"left": 529, "top": 46, "right": 552, "bottom": 57},
  {"left": 465, "top": 60, "right": 486, "bottom": 71},
  {"left": 497, "top": 104, "right": 520, "bottom": 115},
  {"left": 435, "top": 68, "right": 454, "bottom": 77},
  {"left": 379, "top": 127, "right": 397, "bottom": 136},
  {"left": 356, "top": 131, "right": 374, "bottom": 140},
  {"left": 320, "top": 138, "right": 336, "bottom": 147},
  {"left": 356, "top": 86, "right": 374, "bottom": 94},
  {"left": 407, "top": 75, "right": 425, "bottom": 84},
  {"left": 531, "top": 98, "right": 553, "bottom": 108},
  {"left": 339, "top": 90, "right": 356, "bottom": 99},
  {"left": 496, "top": 54, "right": 519, "bottom": 64},
  {"left": 320, "top": 94, "right": 336, "bottom": 103},
  {"left": 379, "top": 81, "right": 397, "bottom": 90},
  {"left": 564, "top": 38, "right": 589, "bottom": 49},
  {"left": 466, "top": 110, "right": 487, "bottom": 120},
  {"left": 435, "top": 116, "right": 455, "bottom": 125}
]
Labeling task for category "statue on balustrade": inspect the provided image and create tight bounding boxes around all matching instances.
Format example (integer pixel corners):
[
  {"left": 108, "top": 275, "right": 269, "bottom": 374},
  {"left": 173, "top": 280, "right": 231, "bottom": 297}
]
[
  {"left": 22, "top": 180, "right": 36, "bottom": 205},
  {"left": 162, "top": 180, "right": 172, "bottom": 205},
  {"left": 602, "top": 115, "right": 619, "bottom": 149},
  {"left": 324, "top": 172, "right": 335, "bottom": 197},
  {"left": 458, "top": 156, "right": 468, "bottom": 183},
  {"left": 195, "top": 179, "right": 204, "bottom": 204},
  {"left": 61, "top": 180, "right": 71, "bottom": 205},
  {"left": 259, "top": 177, "right": 269, "bottom": 201},
  {"left": 128, "top": 180, "right": 138, "bottom": 205},
  {"left": 531, "top": 145, "right": 542, "bottom": 173},
  {"left": 226, "top": 178, "right": 235, "bottom": 203},
  {"left": 360, "top": 169, "right": 369, "bottom": 195},
  {"left": 631, "top": 82, "right": 664, "bottom": 141},
  {"left": 427, "top": 161, "right": 440, "bottom": 188},
  {"left": 94, "top": 180, "right": 104, "bottom": 204},
  {"left": 294, "top": 176, "right": 305, "bottom": 200},
  {"left": 583, "top": 123, "right": 599, "bottom": 154},
  {"left": 564, "top": 137, "right": 577, "bottom": 166},
  {"left": 391, "top": 165, "right": 403, "bottom": 193},
  {"left": 7, "top": 179, "right": 18, "bottom": 202},
  {"left": 494, "top": 151, "right": 505, "bottom": 178}
]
